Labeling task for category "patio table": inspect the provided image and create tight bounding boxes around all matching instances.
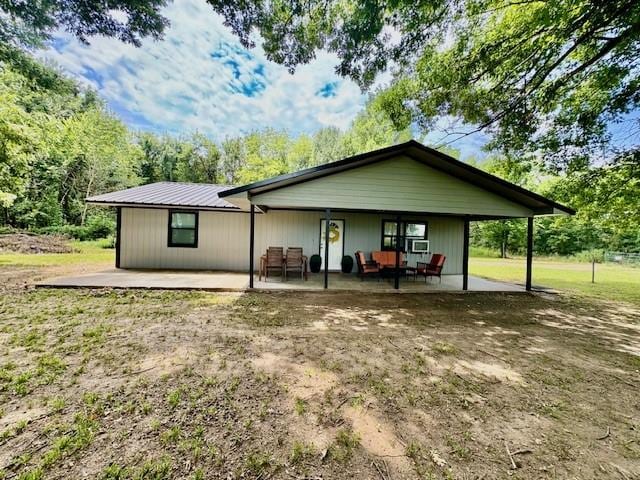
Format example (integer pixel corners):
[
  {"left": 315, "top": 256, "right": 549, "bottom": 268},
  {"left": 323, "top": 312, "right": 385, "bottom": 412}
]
[
  {"left": 259, "top": 254, "right": 308, "bottom": 281},
  {"left": 380, "top": 265, "right": 417, "bottom": 281}
]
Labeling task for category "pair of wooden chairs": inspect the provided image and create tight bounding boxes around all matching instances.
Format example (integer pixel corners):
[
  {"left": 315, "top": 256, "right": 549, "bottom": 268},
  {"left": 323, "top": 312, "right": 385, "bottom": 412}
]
[{"left": 264, "top": 247, "right": 305, "bottom": 281}]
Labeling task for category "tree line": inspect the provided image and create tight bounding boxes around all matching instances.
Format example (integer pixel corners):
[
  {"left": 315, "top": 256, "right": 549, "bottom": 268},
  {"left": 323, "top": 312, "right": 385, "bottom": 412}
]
[
  {"left": 0, "top": 48, "right": 411, "bottom": 237},
  {"left": 0, "top": 47, "right": 638, "bottom": 255}
]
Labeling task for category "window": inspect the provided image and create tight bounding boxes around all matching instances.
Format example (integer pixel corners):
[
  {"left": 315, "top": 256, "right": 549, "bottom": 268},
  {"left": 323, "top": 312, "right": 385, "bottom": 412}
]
[
  {"left": 381, "top": 220, "right": 427, "bottom": 251},
  {"left": 168, "top": 210, "right": 198, "bottom": 247}
]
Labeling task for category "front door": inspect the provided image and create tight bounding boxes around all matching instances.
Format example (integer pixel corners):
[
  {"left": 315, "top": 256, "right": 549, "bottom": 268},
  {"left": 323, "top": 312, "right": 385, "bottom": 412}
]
[{"left": 320, "top": 219, "right": 344, "bottom": 271}]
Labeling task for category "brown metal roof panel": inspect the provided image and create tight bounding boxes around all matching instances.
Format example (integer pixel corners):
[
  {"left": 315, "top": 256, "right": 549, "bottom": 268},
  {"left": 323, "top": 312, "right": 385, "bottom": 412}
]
[{"left": 86, "top": 182, "right": 239, "bottom": 209}]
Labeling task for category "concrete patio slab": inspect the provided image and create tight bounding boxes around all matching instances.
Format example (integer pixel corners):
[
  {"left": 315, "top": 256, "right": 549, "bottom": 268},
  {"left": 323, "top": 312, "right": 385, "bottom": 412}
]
[
  {"left": 256, "top": 272, "right": 525, "bottom": 292},
  {"left": 37, "top": 269, "right": 249, "bottom": 291},
  {"left": 37, "top": 269, "right": 526, "bottom": 293}
]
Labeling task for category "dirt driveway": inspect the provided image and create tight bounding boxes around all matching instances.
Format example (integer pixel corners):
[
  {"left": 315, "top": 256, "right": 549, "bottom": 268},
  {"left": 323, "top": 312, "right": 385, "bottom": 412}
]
[{"left": 0, "top": 286, "right": 638, "bottom": 479}]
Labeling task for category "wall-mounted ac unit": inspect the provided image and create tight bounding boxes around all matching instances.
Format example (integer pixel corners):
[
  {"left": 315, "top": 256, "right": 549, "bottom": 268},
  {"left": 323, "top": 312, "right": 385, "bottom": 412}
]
[{"left": 411, "top": 239, "right": 430, "bottom": 253}]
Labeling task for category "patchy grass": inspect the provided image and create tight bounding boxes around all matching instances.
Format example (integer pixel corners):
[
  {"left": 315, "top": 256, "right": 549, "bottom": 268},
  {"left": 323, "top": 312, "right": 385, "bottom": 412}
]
[
  {"left": 0, "top": 266, "right": 639, "bottom": 479},
  {"left": 294, "top": 397, "right": 307, "bottom": 415},
  {"left": 329, "top": 428, "right": 361, "bottom": 463},
  {"left": 290, "top": 440, "right": 316, "bottom": 464},
  {"left": 470, "top": 256, "right": 640, "bottom": 304}
]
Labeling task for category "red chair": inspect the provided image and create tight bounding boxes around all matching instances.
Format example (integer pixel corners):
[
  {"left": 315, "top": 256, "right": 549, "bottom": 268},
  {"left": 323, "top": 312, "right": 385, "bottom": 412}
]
[
  {"left": 417, "top": 254, "right": 446, "bottom": 283},
  {"left": 355, "top": 251, "right": 380, "bottom": 280}
]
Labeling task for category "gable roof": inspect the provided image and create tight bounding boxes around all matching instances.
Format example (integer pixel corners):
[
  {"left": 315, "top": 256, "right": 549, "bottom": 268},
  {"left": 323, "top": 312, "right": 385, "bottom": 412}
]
[
  {"left": 220, "top": 140, "right": 574, "bottom": 215},
  {"left": 86, "top": 182, "right": 239, "bottom": 210}
]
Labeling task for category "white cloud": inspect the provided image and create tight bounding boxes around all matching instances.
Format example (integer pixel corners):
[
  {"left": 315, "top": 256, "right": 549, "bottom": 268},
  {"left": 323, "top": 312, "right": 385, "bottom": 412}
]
[{"left": 40, "top": 0, "right": 366, "bottom": 139}]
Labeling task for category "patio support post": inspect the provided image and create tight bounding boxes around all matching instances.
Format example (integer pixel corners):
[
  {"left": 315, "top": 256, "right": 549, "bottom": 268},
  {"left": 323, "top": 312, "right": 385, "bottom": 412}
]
[
  {"left": 526, "top": 216, "right": 533, "bottom": 291},
  {"left": 115, "top": 207, "right": 121, "bottom": 269},
  {"left": 324, "top": 208, "right": 330, "bottom": 289},
  {"left": 249, "top": 204, "right": 255, "bottom": 289},
  {"left": 394, "top": 214, "right": 401, "bottom": 290},
  {"left": 462, "top": 217, "right": 469, "bottom": 290}
]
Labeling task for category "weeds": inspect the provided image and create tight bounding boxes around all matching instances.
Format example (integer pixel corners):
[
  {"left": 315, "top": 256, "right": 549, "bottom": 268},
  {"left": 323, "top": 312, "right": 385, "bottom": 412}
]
[
  {"left": 166, "top": 389, "right": 181, "bottom": 409},
  {"left": 290, "top": 441, "right": 316, "bottom": 464},
  {"left": 329, "top": 428, "right": 360, "bottom": 462},
  {"left": 245, "top": 451, "right": 275, "bottom": 475},
  {"left": 294, "top": 397, "right": 307, "bottom": 415},
  {"left": 431, "top": 342, "right": 458, "bottom": 356}
]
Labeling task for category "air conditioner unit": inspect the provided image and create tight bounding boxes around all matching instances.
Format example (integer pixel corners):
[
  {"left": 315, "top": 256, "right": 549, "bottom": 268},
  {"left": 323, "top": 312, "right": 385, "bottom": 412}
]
[{"left": 411, "top": 239, "right": 430, "bottom": 253}]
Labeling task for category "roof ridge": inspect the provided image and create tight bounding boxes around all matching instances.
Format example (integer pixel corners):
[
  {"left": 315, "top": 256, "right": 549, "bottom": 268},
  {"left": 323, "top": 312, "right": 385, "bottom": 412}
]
[{"left": 154, "top": 181, "right": 236, "bottom": 188}]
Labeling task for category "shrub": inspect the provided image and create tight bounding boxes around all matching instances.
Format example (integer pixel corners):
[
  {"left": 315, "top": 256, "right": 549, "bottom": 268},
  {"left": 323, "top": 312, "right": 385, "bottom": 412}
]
[
  {"left": 84, "top": 215, "right": 115, "bottom": 239},
  {"left": 572, "top": 249, "right": 605, "bottom": 263},
  {"left": 36, "top": 214, "right": 115, "bottom": 241},
  {"left": 469, "top": 246, "right": 501, "bottom": 258}
]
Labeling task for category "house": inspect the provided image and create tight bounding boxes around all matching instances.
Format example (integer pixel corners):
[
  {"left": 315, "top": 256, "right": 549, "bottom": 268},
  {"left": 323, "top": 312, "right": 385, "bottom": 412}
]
[{"left": 86, "top": 140, "right": 574, "bottom": 291}]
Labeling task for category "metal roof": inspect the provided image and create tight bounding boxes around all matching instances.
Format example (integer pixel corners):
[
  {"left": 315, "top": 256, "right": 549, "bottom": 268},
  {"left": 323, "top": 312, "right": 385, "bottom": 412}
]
[
  {"left": 86, "top": 182, "right": 239, "bottom": 210},
  {"left": 220, "top": 140, "right": 575, "bottom": 216}
]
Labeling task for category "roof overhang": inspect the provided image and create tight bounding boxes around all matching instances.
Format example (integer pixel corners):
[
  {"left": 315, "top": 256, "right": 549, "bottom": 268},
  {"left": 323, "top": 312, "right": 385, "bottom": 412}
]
[
  {"left": 85, "top": 200, "right": 242, "bottom": 212},
  {"left": 220, "top": 140, "right": 575, "bottom": 217}
]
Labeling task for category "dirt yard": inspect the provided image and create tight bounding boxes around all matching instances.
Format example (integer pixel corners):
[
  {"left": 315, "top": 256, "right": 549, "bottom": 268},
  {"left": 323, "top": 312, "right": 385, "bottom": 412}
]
[{"left": 0, "top": 273, "right": 639, "bottom": 479}]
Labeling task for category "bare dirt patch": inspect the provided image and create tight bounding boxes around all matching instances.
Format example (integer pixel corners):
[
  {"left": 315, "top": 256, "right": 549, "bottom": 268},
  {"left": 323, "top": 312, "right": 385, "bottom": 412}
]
[
  {"left": 0, "top": 281, "right": 639, "bottom": 479},
  {"left": 0, "top": 233, "right": 74, "bottom": 254}
]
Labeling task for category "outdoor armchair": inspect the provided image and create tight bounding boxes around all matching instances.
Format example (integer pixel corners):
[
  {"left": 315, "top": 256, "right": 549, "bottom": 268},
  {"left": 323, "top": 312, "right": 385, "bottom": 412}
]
[{"left": 416, "top": 254, "right": 446, "bottom": 283}]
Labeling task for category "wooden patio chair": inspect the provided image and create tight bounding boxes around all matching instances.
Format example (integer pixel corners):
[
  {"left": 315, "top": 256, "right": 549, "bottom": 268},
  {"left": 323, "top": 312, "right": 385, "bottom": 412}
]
[
  {"left": 416, "top": 254, "right": 446, "bottom": 283},
  {"left": 355, "top": 251, "right": 380, "bottom": 280},
  {"left": 284, "top": 247, "right": 304, "bottom": 281},
  {"left": 265, "top": 247, "right": 284, "bottom": 281}
]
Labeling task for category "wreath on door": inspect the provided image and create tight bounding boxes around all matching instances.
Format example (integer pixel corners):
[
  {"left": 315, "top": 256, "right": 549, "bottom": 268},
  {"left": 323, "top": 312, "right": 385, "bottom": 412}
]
[{"left": 329, "top": 221, "right": 340, "bottom": 244}]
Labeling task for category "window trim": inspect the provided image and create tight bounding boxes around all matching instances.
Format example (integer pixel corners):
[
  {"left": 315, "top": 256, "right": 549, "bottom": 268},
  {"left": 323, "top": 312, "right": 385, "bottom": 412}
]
[
  {"left": 381, "top": 220, "right": 428, "bottom": 251},
  {"left": 167, "top": 209, "right": 199, "bottom": 248}
]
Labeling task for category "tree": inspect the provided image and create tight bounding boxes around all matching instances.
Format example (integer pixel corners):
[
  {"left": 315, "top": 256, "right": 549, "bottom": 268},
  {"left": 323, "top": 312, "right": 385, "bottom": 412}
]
[
  {"left": 206, "top": 0, "right": 640, "bottom": 170},
  {"left": 340, "top": 99, "right": 413, "bottom": 156},
  {"left": 58, "top": 108, "right": 140, "bottom": 224},
  {"left": 0, "top": 0, "right": 169, "bottom": 49},
  {"left": 175, "top": 133, "right": 221, "bottom": 184},
  {"left": 469, "top": 155, "right": 531, "bottom": 257},
  {"left": 220, "top": 137, "right": 245, "bottom": 185},
  {"left": 0, "top": 68, "right": 44, "bottom": 209},
  {"left": 375, "top": 0, "right": 640, "bottom": 170},
  {"left": 237, "top": 129, "right": 292, "bottom": 184},
  {"left": 312, "top": 127, "right": 345, "bottom": 166}
]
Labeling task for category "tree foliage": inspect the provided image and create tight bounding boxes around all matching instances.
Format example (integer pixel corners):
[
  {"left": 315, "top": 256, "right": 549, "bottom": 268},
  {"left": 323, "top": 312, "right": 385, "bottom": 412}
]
[
  {"left": 0, "top": 0, "right": 169, "bottom": 49},
  {"left": 0, "top": 53, "right": 408, "bottom": 233},
  {"left": 205, "top": 0, "right": 640, "bottom": 170},
  {"left": 3, "top": 0, "right": 637, "bottom": 172},
  {"left": 1, "top": 50, "right": 638, "bottom": 254},
  {"left": 472, "top": 151, "right": 640, "bottom": 255}
]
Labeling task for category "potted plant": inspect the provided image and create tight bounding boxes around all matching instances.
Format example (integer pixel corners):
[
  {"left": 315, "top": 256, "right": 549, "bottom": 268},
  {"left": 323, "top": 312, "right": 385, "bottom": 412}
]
[
  {"left": 310, "top": 254, "right": 322, "bottom": 273},
  {"left": 341, "top": 255, "right": 354, "bottom": 273}
]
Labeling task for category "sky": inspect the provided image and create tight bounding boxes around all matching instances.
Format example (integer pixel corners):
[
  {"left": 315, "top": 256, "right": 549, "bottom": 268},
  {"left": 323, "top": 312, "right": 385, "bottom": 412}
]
[
  {"left": 41, "top": 0, "right": 364, "bottom": 137},
  {"left": 40, "top": 0, "right": 488, "bottom": 157}
]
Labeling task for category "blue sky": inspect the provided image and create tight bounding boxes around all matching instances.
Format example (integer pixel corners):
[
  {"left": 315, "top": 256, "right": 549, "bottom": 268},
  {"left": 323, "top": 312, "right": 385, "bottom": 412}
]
[
  {"left": 40, "top": 0, "right": 488, "bottom": 157},
  {"left": 41, "top": 0, "right": 365, "bottom": 137}
]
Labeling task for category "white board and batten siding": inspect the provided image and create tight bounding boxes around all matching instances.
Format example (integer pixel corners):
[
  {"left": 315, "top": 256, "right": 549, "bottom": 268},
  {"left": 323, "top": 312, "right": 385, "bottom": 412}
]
[{"left": 120, "top": 208, "right": 465, "bottom": 274}]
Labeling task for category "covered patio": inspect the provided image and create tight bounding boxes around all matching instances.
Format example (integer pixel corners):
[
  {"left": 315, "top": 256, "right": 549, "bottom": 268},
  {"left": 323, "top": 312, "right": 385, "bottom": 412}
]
[
  {"left": 218, "top": 142, "right": 574, "bottom": 292},
  {"left": 37, "top": 269, "right": 526, "bottom": 292}
]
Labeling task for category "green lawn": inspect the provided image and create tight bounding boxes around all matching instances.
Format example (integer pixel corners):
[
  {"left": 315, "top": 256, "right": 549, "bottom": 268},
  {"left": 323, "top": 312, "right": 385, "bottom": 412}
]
[
  {"left": 470, "top": 256, "right": 640, "bottom": 305},
  {"left": 0, "top": 240, "right": 114, "bottom": 266}
]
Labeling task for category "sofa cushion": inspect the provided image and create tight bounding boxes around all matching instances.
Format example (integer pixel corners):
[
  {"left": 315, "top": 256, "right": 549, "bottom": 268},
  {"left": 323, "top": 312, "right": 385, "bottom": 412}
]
[{"left": 371, "top": 251, "right": 404, "bottom": 267}]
